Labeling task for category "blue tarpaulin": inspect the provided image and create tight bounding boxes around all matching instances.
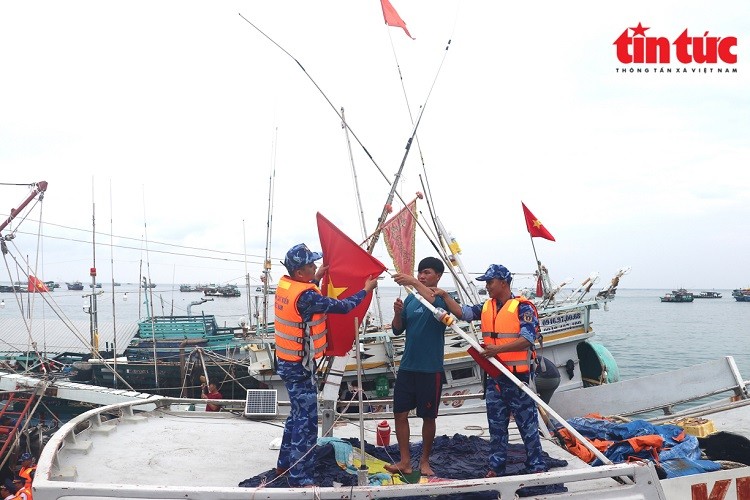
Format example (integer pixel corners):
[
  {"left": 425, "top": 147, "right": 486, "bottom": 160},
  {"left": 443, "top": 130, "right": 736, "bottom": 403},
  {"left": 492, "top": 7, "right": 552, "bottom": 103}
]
[{"left": 564, "top": 417, "right": 721, "bottom": 478}]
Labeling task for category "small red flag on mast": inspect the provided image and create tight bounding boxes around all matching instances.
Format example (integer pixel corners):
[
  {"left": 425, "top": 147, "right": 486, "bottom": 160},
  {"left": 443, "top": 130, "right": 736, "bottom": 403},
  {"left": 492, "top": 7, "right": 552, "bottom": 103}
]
[
  {"left": 380, "top": 0, "right": 414, "bottom": 39},
  {"left": 522, "top": 202, "right": 556, "bottom": 242},
  {"left": 28, "top": 275, "right": 49, "bottom": 293}
]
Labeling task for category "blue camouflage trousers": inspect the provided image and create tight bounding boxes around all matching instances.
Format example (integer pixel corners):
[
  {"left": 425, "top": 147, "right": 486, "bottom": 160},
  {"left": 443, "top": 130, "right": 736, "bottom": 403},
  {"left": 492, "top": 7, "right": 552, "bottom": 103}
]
[
  {"left": 486, "top": 373, "right": 547, "bottom": 475},
  {"left": 276, "top": 360, "right": 318, "bottom": 486}
]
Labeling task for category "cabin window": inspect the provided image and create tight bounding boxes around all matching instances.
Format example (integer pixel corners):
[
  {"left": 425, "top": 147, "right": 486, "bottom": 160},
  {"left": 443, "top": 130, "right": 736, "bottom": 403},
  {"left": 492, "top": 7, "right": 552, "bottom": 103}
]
[{"left": 450, "top": 367, "right": 475, "bottom": 380}]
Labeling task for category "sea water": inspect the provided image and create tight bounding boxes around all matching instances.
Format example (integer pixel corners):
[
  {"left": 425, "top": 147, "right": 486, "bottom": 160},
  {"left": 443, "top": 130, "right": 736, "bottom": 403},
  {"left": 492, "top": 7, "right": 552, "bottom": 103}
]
[{"left": 1, "top": 285, "right": 749, "bottom": 382}]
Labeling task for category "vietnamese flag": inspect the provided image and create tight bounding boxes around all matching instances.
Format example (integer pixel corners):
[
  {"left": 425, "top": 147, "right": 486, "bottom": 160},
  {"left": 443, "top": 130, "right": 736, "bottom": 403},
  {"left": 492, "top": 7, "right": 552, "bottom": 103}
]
[
  {"left": 380, "top": 0, "right": 414, "bottom": 39},
  {"left": 317, "top": 213, "right": 386, "bottom": 356},
  {"left": 28, "top": 275, "right": 49, "bottom": 293},
  {"left": 522, "top": 202, "right": 556, "bottom": 241}
]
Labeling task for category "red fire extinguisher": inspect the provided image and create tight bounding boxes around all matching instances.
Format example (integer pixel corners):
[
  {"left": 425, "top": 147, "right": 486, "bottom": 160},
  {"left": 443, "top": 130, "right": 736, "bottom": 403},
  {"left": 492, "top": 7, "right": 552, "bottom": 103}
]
[{"left": 376, "top": 420, "right": 391, "bottom": 446}]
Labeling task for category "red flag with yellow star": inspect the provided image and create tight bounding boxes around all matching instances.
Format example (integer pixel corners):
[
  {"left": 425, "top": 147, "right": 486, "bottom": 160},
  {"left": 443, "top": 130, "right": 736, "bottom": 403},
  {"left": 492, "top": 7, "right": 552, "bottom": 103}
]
[
  {"left": 522, "top": 202, "right": 556, "bottom": 241},
  {"left": 317, "top": 213, "right": 387, "bottom": 356},
  {"left": 28, "top": 275, "right": 49, "bottom": 293}
]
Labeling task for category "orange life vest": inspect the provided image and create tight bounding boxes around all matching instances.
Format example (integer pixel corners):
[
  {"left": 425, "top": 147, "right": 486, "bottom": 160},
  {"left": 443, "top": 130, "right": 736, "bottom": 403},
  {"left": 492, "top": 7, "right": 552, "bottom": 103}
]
[
  {"left": 14, "top": 484, "right": 32, "bottom": 500},
  {"left": 274, "top": 276, "right": 328, "bottom": 363},
  {"left": 480, "top": 296, "right": 537, "bottom": 373},
  {"left": 19, "top": 466, "right": 35, "bottom": 484}
]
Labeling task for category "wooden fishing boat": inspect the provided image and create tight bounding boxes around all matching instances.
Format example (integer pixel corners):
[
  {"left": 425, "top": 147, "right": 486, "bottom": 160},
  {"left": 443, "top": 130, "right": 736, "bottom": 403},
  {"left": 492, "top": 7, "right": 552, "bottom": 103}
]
[
  {"left": 694, "top": 291, "right": 722, "bottom": 299},
  {"left": 31, "top": 356, "right": 750, "bottom": 500},
  {"left": 660, "top": 289, "right": 694, "bottom": 303}
]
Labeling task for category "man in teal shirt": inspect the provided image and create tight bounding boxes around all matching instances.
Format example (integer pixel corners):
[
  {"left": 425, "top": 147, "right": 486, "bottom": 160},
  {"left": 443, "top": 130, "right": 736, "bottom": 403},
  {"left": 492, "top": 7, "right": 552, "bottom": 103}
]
[{"left": 385, "top": 257, "right": 462, "bottom": 477}]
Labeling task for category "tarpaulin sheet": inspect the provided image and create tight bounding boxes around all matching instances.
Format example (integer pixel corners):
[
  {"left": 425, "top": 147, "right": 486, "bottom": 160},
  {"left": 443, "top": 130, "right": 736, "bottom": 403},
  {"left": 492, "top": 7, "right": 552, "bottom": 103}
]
[{"left": 240, "top": 433, "right": 568, "bottom": 498}]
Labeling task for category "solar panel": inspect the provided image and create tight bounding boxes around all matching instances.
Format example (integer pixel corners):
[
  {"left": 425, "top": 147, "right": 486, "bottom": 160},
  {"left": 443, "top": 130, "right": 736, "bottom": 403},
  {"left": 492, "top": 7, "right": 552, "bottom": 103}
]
[{"left": 244, "top": 389, "right": 278, "bottom": 418}]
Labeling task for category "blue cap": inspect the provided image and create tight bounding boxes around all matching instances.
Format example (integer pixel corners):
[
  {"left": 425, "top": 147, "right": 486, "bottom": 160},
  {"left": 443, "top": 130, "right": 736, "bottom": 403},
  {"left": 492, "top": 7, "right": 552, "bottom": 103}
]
[
  {"left": 18, "top": 452, "right": 31, "bottom": 463},
  {"left": 283, "top": 243, "right": 323, "bottom": 273},
  {"left": 476, "top": 264, "right": 512, "bottom": 283}
]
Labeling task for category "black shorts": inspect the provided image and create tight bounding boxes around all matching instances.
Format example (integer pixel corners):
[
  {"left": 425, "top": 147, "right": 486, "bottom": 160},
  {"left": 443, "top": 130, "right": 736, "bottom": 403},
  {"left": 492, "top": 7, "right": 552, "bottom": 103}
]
[{"left": 393, "top": 370, "right": 446, "bottom": 419}]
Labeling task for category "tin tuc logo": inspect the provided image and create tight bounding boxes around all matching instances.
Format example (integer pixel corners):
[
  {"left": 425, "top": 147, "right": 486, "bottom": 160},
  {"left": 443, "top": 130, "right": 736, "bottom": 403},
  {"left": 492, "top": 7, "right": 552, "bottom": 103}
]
[{"left": 614, "top": 22, "right": 737, "bottom": 64}]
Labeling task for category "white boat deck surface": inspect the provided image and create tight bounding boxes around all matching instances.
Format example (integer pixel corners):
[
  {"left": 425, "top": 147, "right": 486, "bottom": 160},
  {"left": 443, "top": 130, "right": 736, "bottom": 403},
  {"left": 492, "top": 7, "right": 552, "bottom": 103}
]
[{"left": 50, "top": 406, "right": 612, "bottom": 491}]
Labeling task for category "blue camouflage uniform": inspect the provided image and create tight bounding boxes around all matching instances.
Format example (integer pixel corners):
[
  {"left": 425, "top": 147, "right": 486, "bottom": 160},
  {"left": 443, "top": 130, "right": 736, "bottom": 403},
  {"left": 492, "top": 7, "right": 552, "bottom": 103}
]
[
  {"left": 276, "top": 243, "right": 368, "bottom": 487},
  {"left": 462, "top": 264, "right": 547, "bottom": 475}
]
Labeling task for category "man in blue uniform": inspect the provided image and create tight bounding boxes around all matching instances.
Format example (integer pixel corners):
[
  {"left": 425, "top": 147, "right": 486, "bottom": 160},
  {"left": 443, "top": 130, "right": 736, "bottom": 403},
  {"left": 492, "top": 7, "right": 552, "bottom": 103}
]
[
  {"left": 274, "top": 243, "right": 378, "bottom": 487},
  {"left": 461, "top": 264, "right": 547, "bottom": 477},
  {"left": 385, "top": 257, "right": 462, "bottom": 477}
]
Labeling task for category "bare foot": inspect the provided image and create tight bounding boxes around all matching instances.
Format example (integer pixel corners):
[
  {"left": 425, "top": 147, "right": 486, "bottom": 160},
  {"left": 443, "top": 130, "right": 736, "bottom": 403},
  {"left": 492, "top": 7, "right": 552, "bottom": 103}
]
[
  {"left": 420, "top": 463, "right": 435, "bottom": 476},
  {"left": 384, "top": 462, "right": 413, "bottom": 475}
]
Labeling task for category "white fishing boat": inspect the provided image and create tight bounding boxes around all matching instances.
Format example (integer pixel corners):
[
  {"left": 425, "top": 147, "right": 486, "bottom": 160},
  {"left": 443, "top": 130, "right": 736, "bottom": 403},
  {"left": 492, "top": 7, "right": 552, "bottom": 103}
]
[{"left": 31, "top": 355, "right": 750, "bottom": 500}]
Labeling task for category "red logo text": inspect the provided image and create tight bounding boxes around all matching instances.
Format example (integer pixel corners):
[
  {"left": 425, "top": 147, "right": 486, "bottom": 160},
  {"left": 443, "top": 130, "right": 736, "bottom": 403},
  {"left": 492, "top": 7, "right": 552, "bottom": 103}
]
[{"left": 614, "top": 22, "right": 737, "bottom": 64}]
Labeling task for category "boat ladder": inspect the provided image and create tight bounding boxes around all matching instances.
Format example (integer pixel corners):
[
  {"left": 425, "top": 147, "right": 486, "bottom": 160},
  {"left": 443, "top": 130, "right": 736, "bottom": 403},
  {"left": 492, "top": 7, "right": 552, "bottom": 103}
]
[
  {"left": 0, "top": 390, "right": 37, "bottom": 465},
  {"left": 179, "top": 354, "right": 198, "bottom": 398}
]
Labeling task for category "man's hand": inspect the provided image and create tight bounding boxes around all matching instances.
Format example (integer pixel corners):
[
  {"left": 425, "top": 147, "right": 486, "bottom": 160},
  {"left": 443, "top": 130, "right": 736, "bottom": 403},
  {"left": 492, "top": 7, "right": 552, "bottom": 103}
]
[
  {"left": 393, "top": 273, "right": 418, "bottom": 288},
  {"left": 314, "top": 264, "right": 329, "bottom": 282},
  {"left": 481, "top": 344, "right": 503, "bottom": 358},
  {"left": 364, "top": 275, "right": 378, "bottom": 293},
  {"left": 393, "top": 297, "right": 404, "bottom": 314}
]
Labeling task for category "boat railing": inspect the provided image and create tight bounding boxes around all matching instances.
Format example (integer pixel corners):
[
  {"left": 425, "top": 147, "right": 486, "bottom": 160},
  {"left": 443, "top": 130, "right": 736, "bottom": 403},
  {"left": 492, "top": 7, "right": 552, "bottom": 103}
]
[
  {"left": 36, "top": 396, "right": 666, "bottom": 500},
  {"left": 550, "top": 356, "right": 748, "bottom": 420}
]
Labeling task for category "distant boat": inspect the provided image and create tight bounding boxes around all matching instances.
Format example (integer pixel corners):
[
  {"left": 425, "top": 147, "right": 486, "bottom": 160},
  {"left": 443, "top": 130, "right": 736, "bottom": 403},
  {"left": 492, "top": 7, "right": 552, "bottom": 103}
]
[
  {"left": 204, "top": 285, "right": 241, "bottom": 297},
  {"left": 44, "top": 281, "right": 61, "bottom": 289},
  {"left": 731, "top": 288, "right": 750, "bottom": 302},
  {"left": 694, "top": 291, "right": 722, "bottom": 299},
  {"left": 141, "top": 282, "right": 156, "bottom": 289},
  {"left": 66, "top": 281, "right": 84, "bottom": 291},
  {"left": 88, "top": 283, "right": 103, "bottom": 288},
  {"left": 660, "top": 289, "right": 694, "bottom": 303},
  {"left": 179, "top": 284, "right": 198, "bottom": 292},
  {"left": 255, "top": 285, "right": 277, "bottom": 294}
]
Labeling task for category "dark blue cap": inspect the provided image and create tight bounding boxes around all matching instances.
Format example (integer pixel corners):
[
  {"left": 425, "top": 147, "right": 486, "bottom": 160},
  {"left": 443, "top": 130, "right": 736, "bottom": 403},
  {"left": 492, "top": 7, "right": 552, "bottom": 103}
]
[
  {"left": 283, "top": 243, "right": 323, "bottom": 273},
  {"left": 18, "top": 452, "right": 31, "bottom": 463},
  {"left": 476, "top": 264, "right": 512, "bottom": 283}
]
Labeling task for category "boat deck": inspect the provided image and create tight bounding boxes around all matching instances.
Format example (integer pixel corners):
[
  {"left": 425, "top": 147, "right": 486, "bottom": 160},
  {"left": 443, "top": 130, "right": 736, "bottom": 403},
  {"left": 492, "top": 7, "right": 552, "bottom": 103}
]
[{"left": 35, "top": 401, "right": 664, "bottom": 499}]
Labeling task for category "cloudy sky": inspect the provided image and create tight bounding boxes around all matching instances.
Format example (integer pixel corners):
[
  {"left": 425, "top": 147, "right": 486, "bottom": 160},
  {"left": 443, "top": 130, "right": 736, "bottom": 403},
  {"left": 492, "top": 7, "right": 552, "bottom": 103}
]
[{"left": 1, "top": 0, "right": 748, "bottom": 291}]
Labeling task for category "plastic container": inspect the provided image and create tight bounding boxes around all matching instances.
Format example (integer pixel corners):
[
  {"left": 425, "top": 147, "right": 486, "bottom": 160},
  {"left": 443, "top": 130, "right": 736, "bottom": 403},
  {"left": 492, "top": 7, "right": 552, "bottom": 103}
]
[
  {"left": 376, "top": 420, "right": 391, "bottom": 446},
  {"left": 670, "top": 417, "right": 716, "bottom": 438}
]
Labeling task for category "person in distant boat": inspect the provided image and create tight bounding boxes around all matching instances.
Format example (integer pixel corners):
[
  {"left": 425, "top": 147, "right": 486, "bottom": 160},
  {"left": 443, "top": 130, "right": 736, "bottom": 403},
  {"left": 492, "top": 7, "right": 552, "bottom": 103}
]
[
  {"left": 201, "top": 382, "right": 223, "bottom": 412},
  {"left": 339, "top": 380, "right": 371, "bottom": 413},
  {"left": 385, "top": 257, "right": 462, "bottom": 477},
  {"left": 274, "top": 243, "right": 378, "bottom": 487},
  {"left": 461, "top": 264, "right": 547, "bottom": 477}
]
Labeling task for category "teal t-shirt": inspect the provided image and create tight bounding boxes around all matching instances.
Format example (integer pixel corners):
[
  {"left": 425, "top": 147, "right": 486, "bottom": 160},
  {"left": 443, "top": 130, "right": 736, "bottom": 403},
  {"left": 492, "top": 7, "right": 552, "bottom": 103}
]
[{"left": 393, "top": 294, "right": 447, "bottom": 372}]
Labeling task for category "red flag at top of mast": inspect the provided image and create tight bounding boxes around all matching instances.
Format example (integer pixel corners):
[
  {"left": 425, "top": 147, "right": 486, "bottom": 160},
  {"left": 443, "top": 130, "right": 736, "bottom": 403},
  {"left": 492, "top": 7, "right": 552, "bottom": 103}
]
[
  {"left": 522, "top": 202, "right": 556, "bottom": 242},
  {"left": 380, "top": 0, "right": 414, "bottom": 39}
]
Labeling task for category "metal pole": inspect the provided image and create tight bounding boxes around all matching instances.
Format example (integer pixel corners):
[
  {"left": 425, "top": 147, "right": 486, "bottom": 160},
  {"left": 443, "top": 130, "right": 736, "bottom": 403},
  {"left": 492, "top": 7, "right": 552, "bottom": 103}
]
[{"left": 354, "top": 318, "right": 368, "bottom": 486}]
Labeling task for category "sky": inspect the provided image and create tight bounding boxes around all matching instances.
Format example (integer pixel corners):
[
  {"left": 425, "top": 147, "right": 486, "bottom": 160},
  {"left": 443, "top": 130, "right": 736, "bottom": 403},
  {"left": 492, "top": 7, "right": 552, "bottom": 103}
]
[{"left": 1, "top": 0, "right": 748, "bottom": 292}]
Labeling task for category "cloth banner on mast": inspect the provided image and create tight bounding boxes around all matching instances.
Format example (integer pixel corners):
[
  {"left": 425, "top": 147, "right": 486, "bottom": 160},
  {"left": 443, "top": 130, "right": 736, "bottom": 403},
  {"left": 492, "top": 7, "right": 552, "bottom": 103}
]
[
  {"left": 317, "top": 213, "right": 387, "bottom": 356},
  {"left": 522, "top": 202, "right": 556, "bottom": 241},
  {"left": 28, "top": 275, "right": 49, "bottom": 293},
  {"left": 380, "top": 0, "right": 414, "bottom": 39},
  {"left": 381, "top": 197, "right": 418, "bottom": 275}
]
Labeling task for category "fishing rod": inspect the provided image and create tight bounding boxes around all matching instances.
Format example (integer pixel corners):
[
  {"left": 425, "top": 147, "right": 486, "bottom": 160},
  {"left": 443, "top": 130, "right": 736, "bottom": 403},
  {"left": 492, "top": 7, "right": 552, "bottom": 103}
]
[
  {"left": 237, "top": 13, "right": 453, "bottom": 255},
  {"left": 238, "top": 13, "right": 388, "bottom": 186}
]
